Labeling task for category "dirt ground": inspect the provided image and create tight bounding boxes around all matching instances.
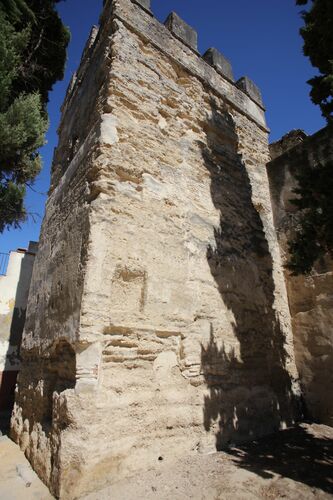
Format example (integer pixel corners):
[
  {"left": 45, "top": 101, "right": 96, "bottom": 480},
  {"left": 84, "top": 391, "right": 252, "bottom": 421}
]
[
  {"left": 84, "top": 424, "right": 333, "bottom": 500},
  {"left": 0, "top": 423, "right": 332, "bottom": 499}
]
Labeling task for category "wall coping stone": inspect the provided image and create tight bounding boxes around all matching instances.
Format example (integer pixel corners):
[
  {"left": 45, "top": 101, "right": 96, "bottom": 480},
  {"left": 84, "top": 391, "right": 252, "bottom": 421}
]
[
  {"left": 131, "top": 0, "right": 152, "bottom": 14},
  {"left": 203, "top": 48, "right": 234, "bottom": 83},
  {"left": 236, "top": 76, "right": 264, "bottom": 109},
  {"left": 164, "top": 11, "right": 198, "bottom": 53}
]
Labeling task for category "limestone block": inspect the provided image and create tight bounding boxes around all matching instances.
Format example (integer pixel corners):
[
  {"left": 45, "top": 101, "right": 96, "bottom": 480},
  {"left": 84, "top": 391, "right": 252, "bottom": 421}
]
[
  {"left": 237, "top": 76, "right": 264, "bottom": 108},
  {"left": 164, "top": 12, "right": 198, "bottom": 52},
  {"left": 203, "top": 48, "right": 234, "bottom": 82},
  {"left": 131, "top": 0, "right": 151, "bottom": 11}
]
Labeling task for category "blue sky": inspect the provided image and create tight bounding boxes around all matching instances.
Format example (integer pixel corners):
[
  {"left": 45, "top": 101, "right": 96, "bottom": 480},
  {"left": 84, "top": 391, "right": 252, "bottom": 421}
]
[{"left": 0, "top": 0, "right": 325, "bottom": 254}]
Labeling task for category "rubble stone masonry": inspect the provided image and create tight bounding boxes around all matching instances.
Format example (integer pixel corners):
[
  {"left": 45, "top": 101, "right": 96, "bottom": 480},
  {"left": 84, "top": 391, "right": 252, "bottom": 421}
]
[{"left": 268, "top": 126, "right": 333, "bottom": 428}]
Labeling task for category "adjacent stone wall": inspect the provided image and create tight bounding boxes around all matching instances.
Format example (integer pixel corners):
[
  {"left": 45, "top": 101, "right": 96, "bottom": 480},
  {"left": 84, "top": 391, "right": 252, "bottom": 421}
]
[
  {"left": 13, "top": 0, "right": 300, "bottom": 497},
  {"left": 267, "top": 125, "right": 333, "bottom": 427},
  {"left": 0, "top": 243, "right": 37, "bottom": 429}
]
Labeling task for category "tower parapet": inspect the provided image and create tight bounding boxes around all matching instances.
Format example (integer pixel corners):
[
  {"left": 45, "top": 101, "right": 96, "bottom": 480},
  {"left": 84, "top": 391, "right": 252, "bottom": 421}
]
[{"left": 106, "top": 0, "right": 267, "bottom": 128}]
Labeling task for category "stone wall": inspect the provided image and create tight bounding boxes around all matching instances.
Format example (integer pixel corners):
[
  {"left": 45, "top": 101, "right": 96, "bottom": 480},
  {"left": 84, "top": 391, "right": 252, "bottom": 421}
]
[
  {"left": 12, "top": 0, "right": 300, "bottom": 497},
  {"left": 267, "top": 125, "right": 333, "bottom": 427},
  {"left": 0, "top": 243, "right": 37, "bottom": 430}
]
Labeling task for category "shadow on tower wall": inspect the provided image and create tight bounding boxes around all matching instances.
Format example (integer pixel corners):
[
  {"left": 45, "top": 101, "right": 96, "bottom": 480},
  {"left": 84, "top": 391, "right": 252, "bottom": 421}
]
[{"left": 198, "top": 99, "right": 301, "bottom": 449}]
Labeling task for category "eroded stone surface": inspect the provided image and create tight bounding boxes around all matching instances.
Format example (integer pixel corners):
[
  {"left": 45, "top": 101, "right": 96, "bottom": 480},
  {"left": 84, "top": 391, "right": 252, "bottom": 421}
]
[
  {"left": 268, "top": 125, "right": 333, "bottom": 427},
  {"left": 12, "top": 0, "right": 300, "bottom": 497}
]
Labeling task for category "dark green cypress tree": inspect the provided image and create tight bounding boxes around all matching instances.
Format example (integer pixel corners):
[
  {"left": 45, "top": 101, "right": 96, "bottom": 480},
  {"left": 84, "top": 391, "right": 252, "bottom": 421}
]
[
  {"left": 287, "top": 1, "right": 333, "bottom": 275},
  {"left": 287, "top": 160, "right": 333, "bottom": 275},
  {"left": 0, "top": 0, "right": 70, "bottom": 232},
  {"left": 296, "top": 0, "right": 333, "bottom": 121}
]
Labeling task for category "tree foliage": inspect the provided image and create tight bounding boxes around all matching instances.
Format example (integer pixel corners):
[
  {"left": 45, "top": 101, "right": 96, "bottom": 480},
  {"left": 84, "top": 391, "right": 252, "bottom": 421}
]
[
  {"left": 296, "top": 0, "right": 333, "bottom": 121},
  {"left": 287, "top": 0, "right": 333, "bottom": 275},
  {"left": 287, "top": 160, "right": 333, "bottom": 275},
  {"left": 0, "top": 0, "right": 69, "bottom": 232}
]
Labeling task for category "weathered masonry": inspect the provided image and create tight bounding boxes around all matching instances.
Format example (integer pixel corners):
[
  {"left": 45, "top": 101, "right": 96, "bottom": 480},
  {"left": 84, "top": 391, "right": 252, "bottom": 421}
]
[
  {"left": 12, "top": 0, "right": 300, "bottom": 497},
  {"left": 268, "top": 126, "right": 333, "bottom": 428}
]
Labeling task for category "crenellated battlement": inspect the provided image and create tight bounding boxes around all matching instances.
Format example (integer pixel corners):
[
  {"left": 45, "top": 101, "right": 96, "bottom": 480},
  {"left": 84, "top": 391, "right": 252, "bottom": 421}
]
[
  {"left": 121, "top": 0, "right": 265, "bottom": 114},
  {"left": 63, "top": 0, "right": 267, "bottom": 133},
  {"left": 129, "top": 0, "right": 264, "bottom": 113}
]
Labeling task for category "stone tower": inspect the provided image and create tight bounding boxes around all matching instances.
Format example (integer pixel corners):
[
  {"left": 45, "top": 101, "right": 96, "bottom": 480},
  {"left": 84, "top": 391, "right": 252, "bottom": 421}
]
[{"left": 12, "top": 0, "right": 300, "bottom": 497}]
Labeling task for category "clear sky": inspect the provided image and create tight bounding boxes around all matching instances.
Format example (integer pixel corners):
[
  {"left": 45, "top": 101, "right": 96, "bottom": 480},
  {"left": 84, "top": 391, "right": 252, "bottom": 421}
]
[{"left": 0, "top": 0, "right": 325, "bottom": 254}]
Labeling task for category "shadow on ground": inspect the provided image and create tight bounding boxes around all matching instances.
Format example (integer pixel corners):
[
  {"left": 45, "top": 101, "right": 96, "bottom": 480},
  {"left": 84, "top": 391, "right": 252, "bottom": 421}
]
[{"left": 226, "top": 424, "right": 333, "bottom": 494}]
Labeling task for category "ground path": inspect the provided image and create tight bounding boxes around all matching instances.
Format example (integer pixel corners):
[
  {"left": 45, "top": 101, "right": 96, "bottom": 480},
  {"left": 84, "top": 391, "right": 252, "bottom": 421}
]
[
  {"left": 0, "top": 434, "right": 53, "bottom": 499},
  {"left": 0, "top": 424, "right": 332, "bottom": 499}
]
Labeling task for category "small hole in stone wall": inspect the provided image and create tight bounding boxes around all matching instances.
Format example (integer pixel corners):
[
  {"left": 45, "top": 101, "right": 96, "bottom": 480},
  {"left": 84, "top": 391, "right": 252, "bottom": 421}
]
[{"left": 158, "top": 456, "right": 163, "bottom": 461}]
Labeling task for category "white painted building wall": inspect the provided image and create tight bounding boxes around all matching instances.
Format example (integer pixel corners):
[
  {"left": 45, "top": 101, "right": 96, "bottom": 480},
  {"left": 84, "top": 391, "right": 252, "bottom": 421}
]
[{"left": 0, "top": 242, "right": 37, "bottom": 412}]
